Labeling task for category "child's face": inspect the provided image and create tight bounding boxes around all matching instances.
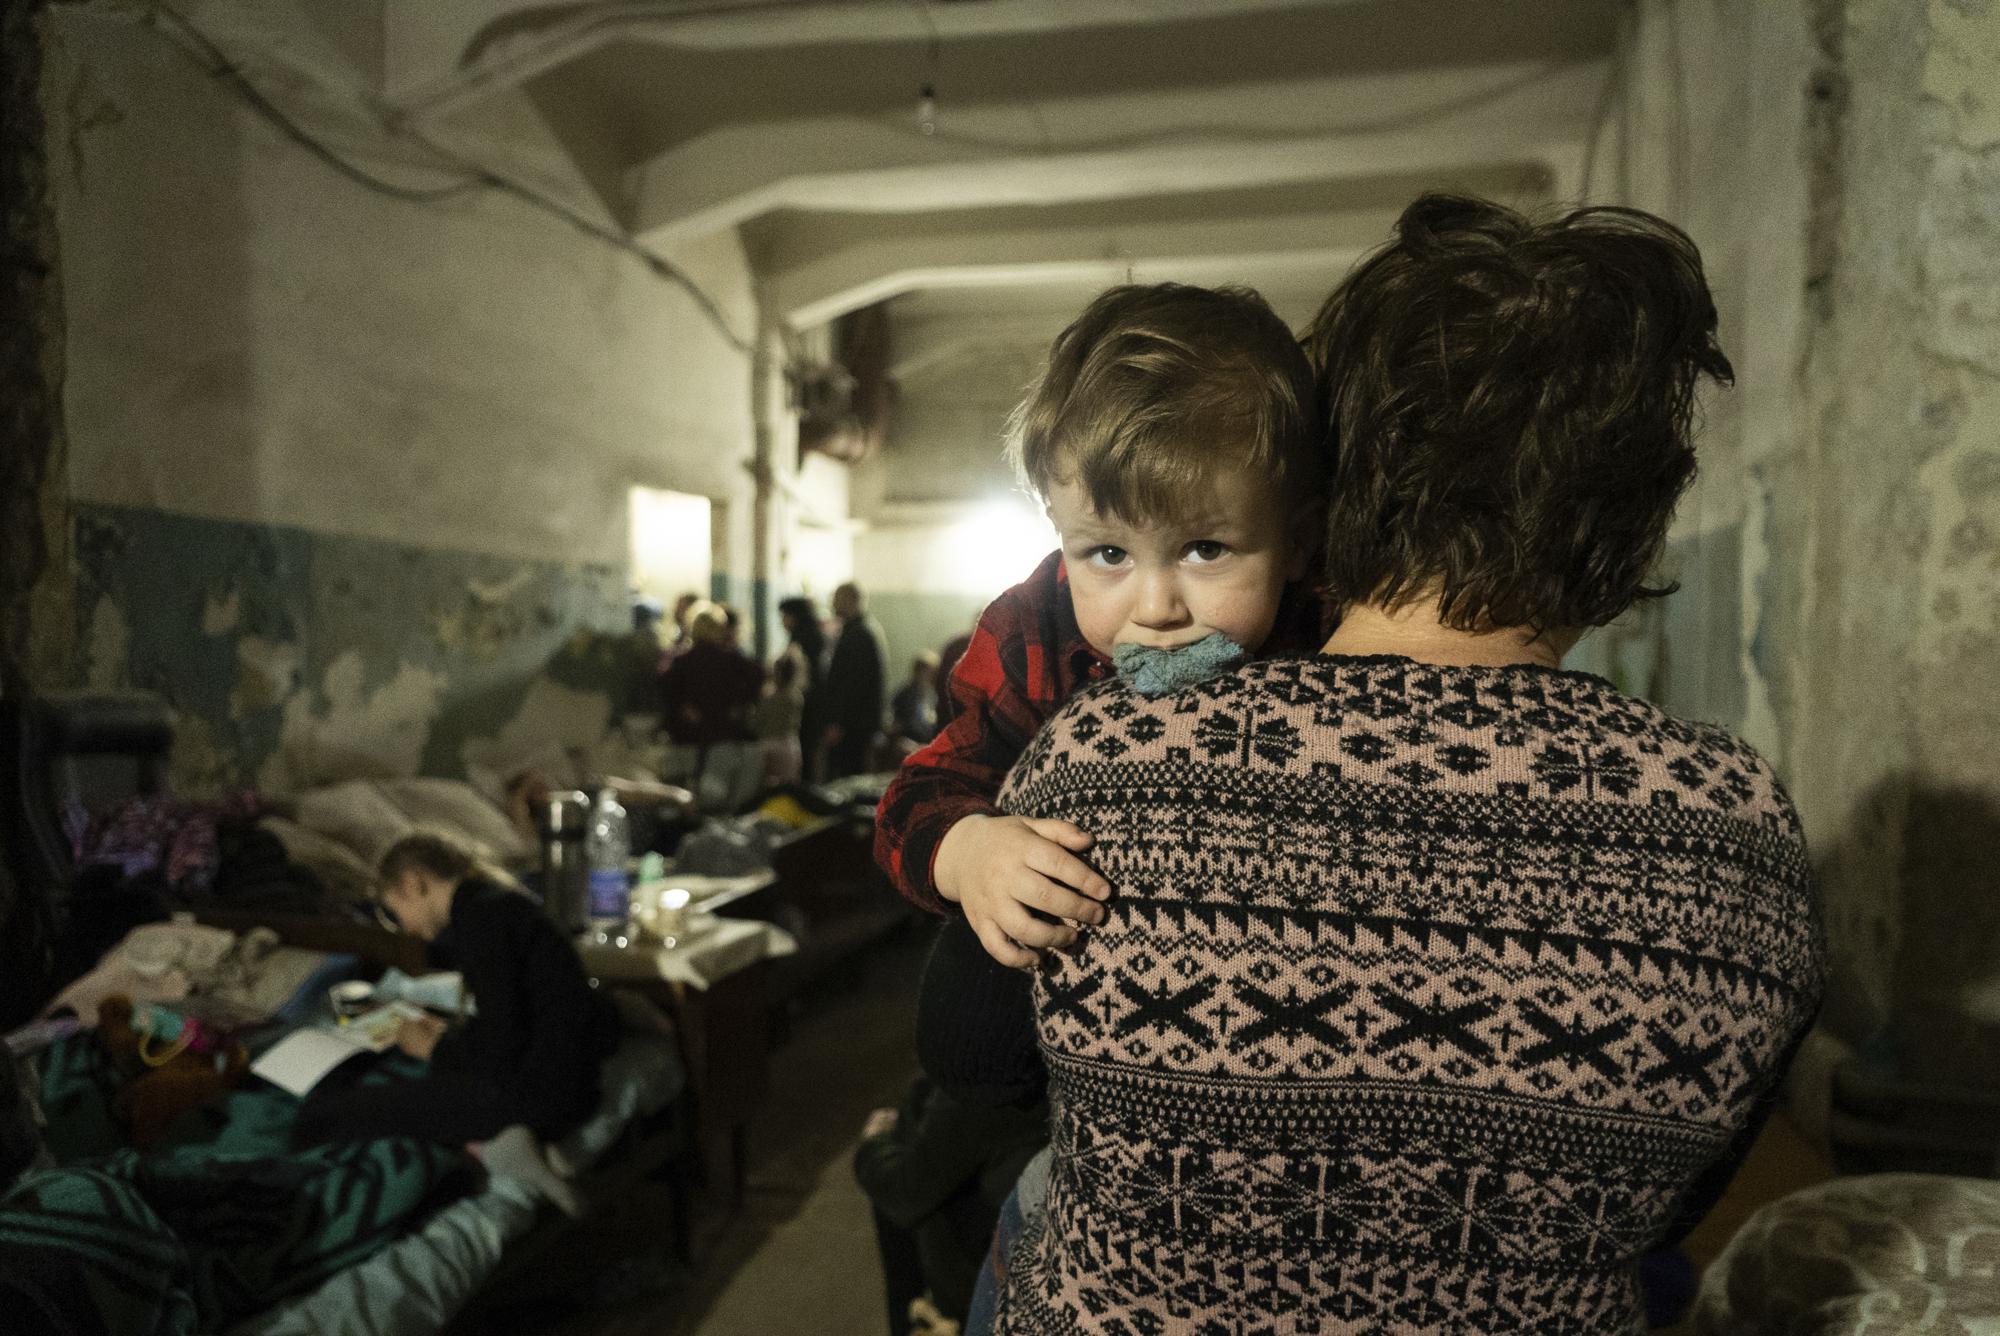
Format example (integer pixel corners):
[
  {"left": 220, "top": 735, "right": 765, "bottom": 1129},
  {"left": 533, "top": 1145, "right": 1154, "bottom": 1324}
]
[
  {"left": 380, "top": 870, "right": 454, "bottom": 942},
  {"left": 1046, "top": 469, "right": 1300, "bottom": 661}
]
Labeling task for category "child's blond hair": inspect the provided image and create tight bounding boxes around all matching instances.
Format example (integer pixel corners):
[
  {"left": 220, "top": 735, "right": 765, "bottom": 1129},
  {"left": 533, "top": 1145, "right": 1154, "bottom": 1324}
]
[
  {"left": 1008, "top": 283, "right": 1321, "bottom": 528},
  {"left": 376, "top": 829, "right": 512, "bottom": 896}
]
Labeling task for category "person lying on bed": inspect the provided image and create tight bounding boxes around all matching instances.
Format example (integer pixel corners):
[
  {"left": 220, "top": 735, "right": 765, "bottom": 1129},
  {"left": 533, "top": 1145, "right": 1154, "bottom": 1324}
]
[{"left": 292, "top": 830, "right": 618, "bottom": 1215}]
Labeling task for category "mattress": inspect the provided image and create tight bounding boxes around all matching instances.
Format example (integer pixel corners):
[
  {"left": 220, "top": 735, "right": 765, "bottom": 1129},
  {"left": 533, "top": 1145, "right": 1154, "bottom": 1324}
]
[{"left": 229, "top": 1032, "right": 685, "bottom": 1336}]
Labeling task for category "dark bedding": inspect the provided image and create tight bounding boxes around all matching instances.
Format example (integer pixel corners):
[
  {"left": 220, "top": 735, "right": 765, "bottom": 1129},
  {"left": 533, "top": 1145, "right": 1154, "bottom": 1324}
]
[{"left": 0, "top": 1035, "right": 470, "bottom": 1334}]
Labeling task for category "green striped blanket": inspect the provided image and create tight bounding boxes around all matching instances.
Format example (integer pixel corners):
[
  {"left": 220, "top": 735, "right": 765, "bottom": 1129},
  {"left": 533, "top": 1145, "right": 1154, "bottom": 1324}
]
[{"left": 0, "top": 1035, "right": 467, "bottom": 1334}]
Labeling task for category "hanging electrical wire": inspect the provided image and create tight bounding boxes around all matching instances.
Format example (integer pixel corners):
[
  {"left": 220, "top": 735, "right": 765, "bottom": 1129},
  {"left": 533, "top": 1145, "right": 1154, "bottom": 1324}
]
[
  {"left": 879, "top": 60, "right": 1569, "bottom": 156},
  {"left": 911, "top": 0, "right": 941, "bottom": 136},
  {"left": 144, "top": 2, "right": 762, "bottom": 359}
]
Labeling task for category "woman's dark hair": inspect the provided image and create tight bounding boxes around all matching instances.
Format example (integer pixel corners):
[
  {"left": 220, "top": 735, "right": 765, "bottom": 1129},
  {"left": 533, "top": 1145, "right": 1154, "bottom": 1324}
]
[
  {"left": 1304, "top": 192, "right": 1734, "bottom": 632},
  {"left": 777, "top": 596, "right": 826, "bottom": 666}
]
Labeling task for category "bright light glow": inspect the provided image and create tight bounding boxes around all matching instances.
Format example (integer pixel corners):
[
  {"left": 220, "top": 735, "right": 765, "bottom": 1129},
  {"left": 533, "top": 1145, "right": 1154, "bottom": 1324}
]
[
  {"left": 857, "top": 497, "right": 1057, "bottom": 600},
  {"left": 629, "top": 487, "right": 712, "bottom": 604},
  {"left": 934, "top": 499, "right": 1058, "bottom": 596},
  {"left": 788, "top": 519, "right": 855, "bottom": 596}
]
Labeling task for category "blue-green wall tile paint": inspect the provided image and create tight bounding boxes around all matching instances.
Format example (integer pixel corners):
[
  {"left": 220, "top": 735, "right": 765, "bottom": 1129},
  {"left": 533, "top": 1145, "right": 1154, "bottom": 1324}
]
[
  {"left": 71, "top": 503, "right": 633, "bottom": 792},
  {"left": 73, "top": 506, "right": 311, "bottom": 784},
  {"left": 867, "top": 591, "right": 992, "bottom": 688}
]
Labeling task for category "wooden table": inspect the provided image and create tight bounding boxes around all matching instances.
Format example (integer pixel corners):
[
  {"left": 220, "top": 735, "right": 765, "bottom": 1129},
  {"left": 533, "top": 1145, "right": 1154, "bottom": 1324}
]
[{"left": 577, "top": 918, "right": 796, "bottom": 1202}]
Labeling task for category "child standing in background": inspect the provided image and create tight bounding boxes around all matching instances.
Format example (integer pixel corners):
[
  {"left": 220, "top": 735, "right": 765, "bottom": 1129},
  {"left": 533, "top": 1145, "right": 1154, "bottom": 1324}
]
[
  {"left": 889, "top": 652, "right": 943, "bottom": 750},
  {"left": 754, "top": 646, "right": 809, "bottom": 787}
]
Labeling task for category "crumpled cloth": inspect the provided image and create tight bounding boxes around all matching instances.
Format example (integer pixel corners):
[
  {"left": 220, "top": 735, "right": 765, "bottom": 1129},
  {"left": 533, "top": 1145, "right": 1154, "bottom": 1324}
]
[
  {"left": 41, "top": 922, "right": 327, "bottom": 1028},
  {"left": 66, "top": 793, "right": 260, "bottom": 891},
  {"left": 1112, "top": 632, "right": 1246, "bottom": 696},
  {"left": 1695, "top": 1173, "right": 2000, "bottom": 1334}
]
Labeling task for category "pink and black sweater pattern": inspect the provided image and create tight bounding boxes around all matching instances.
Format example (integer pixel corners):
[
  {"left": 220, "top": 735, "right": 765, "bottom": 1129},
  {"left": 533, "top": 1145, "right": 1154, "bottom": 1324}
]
[{"left": 994, "top": 655, "right": 1824, "bottom": 1335}]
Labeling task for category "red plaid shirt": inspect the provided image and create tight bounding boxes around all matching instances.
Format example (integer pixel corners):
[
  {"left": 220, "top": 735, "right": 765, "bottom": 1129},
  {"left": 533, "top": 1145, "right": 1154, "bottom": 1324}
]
[{"left": 873, "top": 549, "right": 1326, "bottom": 913}]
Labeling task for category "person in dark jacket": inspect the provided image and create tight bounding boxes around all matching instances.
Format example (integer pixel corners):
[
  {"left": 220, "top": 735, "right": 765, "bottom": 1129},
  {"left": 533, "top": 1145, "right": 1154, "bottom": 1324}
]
[
  {"left": 293, "top": 832, "right": 618, "bottom": 1212},
  {"left": 660, "top": 602, "right": 766, "bottom": 812},
  {"left": 855, "top": 920, "right": 1047, "bottom": 1335},
  {"left": 820, "top": 581, "right": 889, "bottom": 779}
]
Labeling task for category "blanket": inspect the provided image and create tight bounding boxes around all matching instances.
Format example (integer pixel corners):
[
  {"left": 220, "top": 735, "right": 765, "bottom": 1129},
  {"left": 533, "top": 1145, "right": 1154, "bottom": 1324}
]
[
  {"left": 0, "top": 1035, "right": 468, "bottom": 1335},
  {"left": 1694, "top": 1173, "right": 2000, "bottom": 1334}
]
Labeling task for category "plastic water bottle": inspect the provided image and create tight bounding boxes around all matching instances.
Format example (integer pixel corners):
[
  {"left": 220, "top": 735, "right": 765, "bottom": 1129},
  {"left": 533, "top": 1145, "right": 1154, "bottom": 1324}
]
[{"left": 585, "top": 789, "right": 631, "bottom": 926}]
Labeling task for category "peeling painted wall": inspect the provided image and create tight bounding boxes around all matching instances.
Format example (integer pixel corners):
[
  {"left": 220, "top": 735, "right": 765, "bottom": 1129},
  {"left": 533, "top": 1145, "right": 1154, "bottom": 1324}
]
[
  {"left": 1589, "top": 0, "right": 2000, "bottom": 1093},
  {"left": 44, "top": 7, "right": 758, "bottom": 570},
  {"left": 1794, "top": 0, "right": 2000, "bottom": 1084},
  {"left": 38, "top": 8, "right": 765, "bottom": 792},
  {"left": 72, "top": 503, "right": 640, "bottom": 795}
]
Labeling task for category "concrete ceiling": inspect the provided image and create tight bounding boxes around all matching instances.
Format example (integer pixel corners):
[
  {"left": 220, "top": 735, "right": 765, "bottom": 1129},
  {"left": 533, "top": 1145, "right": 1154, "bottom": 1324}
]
[
  {"left": 743, "top": 159, "right": 1554, "bottom": 326},
  {"left": 228, "top": 0, "right": 1622, "bottom": 337}
]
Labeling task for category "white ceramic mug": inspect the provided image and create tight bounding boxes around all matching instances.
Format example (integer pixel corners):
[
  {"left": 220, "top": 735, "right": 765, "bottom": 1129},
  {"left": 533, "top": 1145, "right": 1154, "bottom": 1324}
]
[{"left": 329, "top": 980, "right": 375, "bottom": 1020}]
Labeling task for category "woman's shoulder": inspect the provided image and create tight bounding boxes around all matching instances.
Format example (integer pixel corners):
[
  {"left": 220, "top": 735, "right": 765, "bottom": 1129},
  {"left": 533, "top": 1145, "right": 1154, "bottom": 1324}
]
[
  {"left": 1008, "top": 655, "right": 1804, "bottom": 843},
  {"left": 1502, "top": 666, "right": 1806, "bottom": 840}
]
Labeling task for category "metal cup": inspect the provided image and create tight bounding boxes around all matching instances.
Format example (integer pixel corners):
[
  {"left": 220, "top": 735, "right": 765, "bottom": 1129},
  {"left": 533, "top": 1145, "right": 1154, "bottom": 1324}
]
[{"left": 540, "top": 789, "right": 592, "bottom": 935}]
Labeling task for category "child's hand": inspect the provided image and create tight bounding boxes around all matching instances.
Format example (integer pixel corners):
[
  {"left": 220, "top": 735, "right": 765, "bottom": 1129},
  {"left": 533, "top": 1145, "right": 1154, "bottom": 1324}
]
[
  {"left": 395, "top": 1014, "right": 446, "bottom": 1061},
  {"left": 934, "top": 813, "right": 1112, "bottom": 968}
]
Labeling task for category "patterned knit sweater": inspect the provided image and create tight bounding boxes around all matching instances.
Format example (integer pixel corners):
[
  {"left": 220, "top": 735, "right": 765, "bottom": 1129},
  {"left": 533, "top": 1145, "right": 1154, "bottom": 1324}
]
[{"left": 993, "top": 655, "right": 1824, "bottom": 1335}]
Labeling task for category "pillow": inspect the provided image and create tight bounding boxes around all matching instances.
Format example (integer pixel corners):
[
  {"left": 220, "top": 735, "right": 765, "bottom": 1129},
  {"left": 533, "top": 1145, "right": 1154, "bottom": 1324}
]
[
  {"left": 259, "top": 814, "right": 378, "bottom": 904},
  {"left": 376, "top": 778, "right": 532, "bottom": 865},
  {"left": 290, "top": 780, "right": 426, "bottom": 871}
]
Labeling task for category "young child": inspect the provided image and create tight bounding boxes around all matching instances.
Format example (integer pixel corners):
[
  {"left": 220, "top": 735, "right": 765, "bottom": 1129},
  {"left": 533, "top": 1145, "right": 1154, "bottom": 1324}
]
[
  {"left": 293, "top": 831, "right": 617, "bottom": 1214},
  {"left": 874, "top": 282, "right": 1327, "bottom": 965},
  {"left": 889, "top": 651, "right": 943, "bottom": 750},
  {"left": 753, "top": 646, "right": 809, "bottom": 787}
]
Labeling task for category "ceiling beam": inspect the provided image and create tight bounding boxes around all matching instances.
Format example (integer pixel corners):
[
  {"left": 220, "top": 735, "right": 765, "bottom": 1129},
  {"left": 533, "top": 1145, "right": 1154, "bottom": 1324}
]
[
  {"left": 762, "top": 201, "right": 1400, "bottom": 327},
  {"left": 629, "top": 60, "right": 1599, "bottom": 245},
  {"left": 752, "top": 156, "right": 1553, "bottom": 326},
  {"left": 384, "top": 0, "right": 1364, "bottom": 121},
  {"left": 886, "top": 316, "right": 1064, "bottom": 383}
]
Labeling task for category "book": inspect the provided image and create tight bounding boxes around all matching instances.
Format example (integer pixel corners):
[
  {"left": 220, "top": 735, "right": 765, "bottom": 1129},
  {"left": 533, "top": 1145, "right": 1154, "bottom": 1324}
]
[
  {"left": 250, "top": 1003, "right": 427, "bottom": 1096},
  {"left": 338, "top": 1001, "right": 426, "bottom": 1052}
]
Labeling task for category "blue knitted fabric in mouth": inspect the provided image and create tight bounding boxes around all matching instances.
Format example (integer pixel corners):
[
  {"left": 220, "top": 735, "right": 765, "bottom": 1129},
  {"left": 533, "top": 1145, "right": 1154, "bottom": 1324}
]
[{"left": 1112, "top": 632, "right": 1247, "bottom": 697}]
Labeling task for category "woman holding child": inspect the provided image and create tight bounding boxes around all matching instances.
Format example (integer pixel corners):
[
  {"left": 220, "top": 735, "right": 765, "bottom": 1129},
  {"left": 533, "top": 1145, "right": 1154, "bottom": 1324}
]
[{"left": 934, "top": 196, "right": 1823, "bottom": 1334}]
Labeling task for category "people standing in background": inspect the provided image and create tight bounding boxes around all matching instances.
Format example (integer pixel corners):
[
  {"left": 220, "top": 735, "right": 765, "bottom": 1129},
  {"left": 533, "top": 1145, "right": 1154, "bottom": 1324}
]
[
  {"left": 659, "top": 602, "right": 766, "bottom": 813},
  {"left": 752, "top": 647, "right": 808, "bottom": 788},
  {"left": 889, "top": 652, "right": 942, "bottom": 750},
  {"left": 778, "top": 595, "right": 829, "bottom": 782},
  {"left": 663, "top": 592, "right": 701, "bottom": 662},
  {"left": 619, "top": 595, "right": 666, "bottom": 725},
  {"left": 821, "top": 581, "right": 888, "bottom": 779}
]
